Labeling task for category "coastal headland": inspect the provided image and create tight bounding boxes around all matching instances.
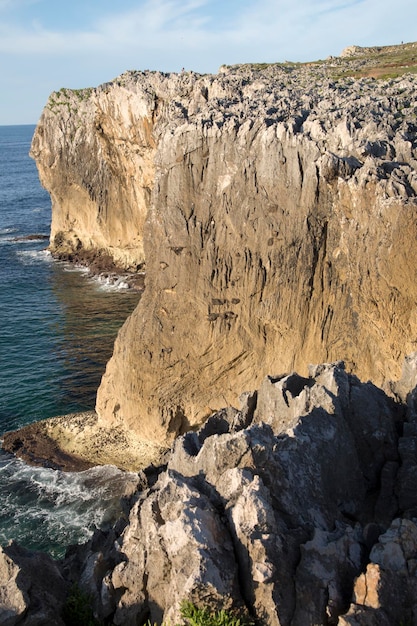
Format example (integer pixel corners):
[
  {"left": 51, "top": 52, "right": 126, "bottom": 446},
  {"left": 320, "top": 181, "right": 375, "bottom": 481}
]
[
  {"left": 2, "top": 42, "right": 417, "bottom": 625},
  {"left": 5, "top": 40, "right": 417, "bottom": 468}
]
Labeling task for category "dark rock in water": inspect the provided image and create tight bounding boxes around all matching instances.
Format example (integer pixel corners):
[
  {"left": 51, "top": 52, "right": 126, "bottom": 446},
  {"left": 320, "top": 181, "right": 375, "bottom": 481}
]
[
  {"left": 12, "top": 234, "right": 50, "bottom": 242},
  {"left": 4, "top": 357, "right": 417, "bottom": 625},
  {"left": 2, "top": 418, "right": 95, "bottom": 472}
]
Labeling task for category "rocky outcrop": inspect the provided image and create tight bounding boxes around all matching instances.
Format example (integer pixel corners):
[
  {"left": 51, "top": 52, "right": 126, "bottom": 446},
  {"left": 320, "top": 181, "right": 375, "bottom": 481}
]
[
  {"left": 30, "top": 84, "right": 155, "bottom": 271},
  {"left": 2, "top": 410, "right": 167, "bottom": 472},
  {"left": 340, "top": 518, "right": 417, "bottom": 625},
  {"left": 29, "top": 49, "right": 417, "bottom": 449},
  {"left": 4, "top": 359, "right": 417, "bottom": 625},
  {"left": 0, "top": 541, "right": 67, "bottom": 625}
]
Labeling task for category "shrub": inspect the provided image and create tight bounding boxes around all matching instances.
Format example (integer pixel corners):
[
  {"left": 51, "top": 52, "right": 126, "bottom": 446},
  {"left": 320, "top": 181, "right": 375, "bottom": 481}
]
[
  {"left": 179, "top": 601, "right": 252, "bottom": 626},
  {"left": 62, "top": 583, "right": 100, "bottom": 626}
]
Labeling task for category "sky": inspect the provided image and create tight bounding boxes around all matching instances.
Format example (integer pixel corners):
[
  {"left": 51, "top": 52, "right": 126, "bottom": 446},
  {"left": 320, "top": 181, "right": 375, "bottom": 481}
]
[{"left": 0, "top": 0, "right": 416, "bottom": 125}]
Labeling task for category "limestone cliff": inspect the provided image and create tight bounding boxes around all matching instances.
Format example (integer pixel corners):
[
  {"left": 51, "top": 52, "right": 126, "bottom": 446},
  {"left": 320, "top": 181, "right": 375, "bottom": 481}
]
[{"left": 31, "top": 49, "right": 417, "bottom": 446}]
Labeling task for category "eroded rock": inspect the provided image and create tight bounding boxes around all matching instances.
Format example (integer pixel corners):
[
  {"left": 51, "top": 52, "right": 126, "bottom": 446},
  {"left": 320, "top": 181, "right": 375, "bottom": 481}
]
[
  {"left": 341, "top": 518, "right": 417, "bottom": 625},
  {"left": 0, "top": 542, "right": 67, "bottom": 626},
  {"left": 58, "top": 361, "right": 411, "bottom": 626},
  {"left": 4, "top": 359, "right": 417, "bottom": 625},
  {"left": 29, "top": 56, "right": 417, "bottom": 448}
]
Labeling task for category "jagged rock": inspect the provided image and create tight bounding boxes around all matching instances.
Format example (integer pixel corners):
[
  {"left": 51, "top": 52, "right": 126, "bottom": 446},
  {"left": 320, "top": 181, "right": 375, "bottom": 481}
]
[
  {"left": 0, "top": 542, "right": 67, "bottom": 626},
  {"left": 293, "top": 524, "right": 363, "bottom": 625},
  {"left": 4, "top": 360, "right": 417, "bottom": 625},
  {"left": 111, "top": 471, "right": 243, "bottom": 626},
  {"left": 0, "top": 547, "right": 27, "bottom": 626},
  {"left": 28, "top": 55, "right": 417, "bottom": 450},
  {"left": 389, "top": 352, "right": 417, "bottom": 416},
  {"left": 7, "top": 41, "right": 417, "bottom": 624},
  {"left": 340, "top": 518, "right": 417, "bottom": 625},
  {"left": 59, "top": 361, "right": 408, "bottom": 625}
]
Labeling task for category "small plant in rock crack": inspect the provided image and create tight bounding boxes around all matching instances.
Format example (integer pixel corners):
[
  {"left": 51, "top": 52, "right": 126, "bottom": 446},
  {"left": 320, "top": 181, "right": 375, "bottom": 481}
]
[{"left": 146, "top": 601, "right": 254, "bottom": 626}]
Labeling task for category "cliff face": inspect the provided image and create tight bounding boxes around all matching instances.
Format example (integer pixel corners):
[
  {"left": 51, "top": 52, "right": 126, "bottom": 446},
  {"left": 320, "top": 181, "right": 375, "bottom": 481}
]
[
  {"left": 31, "top": 82, "right": 157, "bottom": 270},
  {"left": 31, "top": 60, "right": 417, "bottom": 444}
]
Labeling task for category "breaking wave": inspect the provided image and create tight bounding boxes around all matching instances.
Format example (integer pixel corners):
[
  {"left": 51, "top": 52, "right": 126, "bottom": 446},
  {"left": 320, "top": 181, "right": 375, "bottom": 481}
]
[{"left": 0, "top": 451, "right": 139, "bottom": 558}]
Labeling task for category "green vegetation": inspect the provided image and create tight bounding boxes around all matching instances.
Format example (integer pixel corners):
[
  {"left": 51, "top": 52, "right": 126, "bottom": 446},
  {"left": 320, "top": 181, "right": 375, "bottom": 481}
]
[
  {"left": 61, "top": 591, "right": 252, "bottom": 626},
  {"left": 228, "top": 41, "right": 417, "bottom": 82},
  {"left": 334, "top": 43, "right": 417, "bottom": 80},
  {"left": 147, "top": 602, "right": 254, "bottom": 626},
  {"left": 47, "top": 86, "right": 93, "bottom": 114},
  {"left": 179, "top": 602, "right": 253, "bottom": 626},
  {"left": 62, "top": 583, "right": 100, "bottom": 626},
  {"left": 71, "top": 87, "right": 94, "bottom": 100}
]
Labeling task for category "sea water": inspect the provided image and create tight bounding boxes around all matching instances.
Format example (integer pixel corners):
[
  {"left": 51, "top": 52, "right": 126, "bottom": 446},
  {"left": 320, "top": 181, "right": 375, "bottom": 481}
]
[{"left": 0, "top": 125, "right": 141, "bottom": 557}]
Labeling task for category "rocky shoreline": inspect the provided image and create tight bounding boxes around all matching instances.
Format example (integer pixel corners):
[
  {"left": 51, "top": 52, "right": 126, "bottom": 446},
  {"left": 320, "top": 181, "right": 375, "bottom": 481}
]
[
  {"left": 2, "top": 411, "right": 167, "bottom": 472},
  {"left": 51, "top": 248, "right": 146, "bottom": 291},
  {"left": 3, "top": 356, "right": 417, "bottom": 625}
]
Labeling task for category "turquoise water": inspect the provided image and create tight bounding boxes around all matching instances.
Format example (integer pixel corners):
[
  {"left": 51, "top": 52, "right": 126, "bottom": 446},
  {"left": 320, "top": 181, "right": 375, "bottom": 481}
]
[{"left": 0, "top": 125, "right": 141, "bottom": 556}]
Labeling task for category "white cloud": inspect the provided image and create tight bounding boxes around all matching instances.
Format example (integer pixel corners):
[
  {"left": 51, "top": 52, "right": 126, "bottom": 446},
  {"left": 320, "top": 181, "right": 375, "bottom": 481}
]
[
  {"left": 0, "top": 0, "right": 416, "bottom": 123},
  {"left": 0, "top": 0, "right": 213, "bottom": 55},
  {"left": 0, "top": 0, "right": 415, "bottom": 62},
  {"left": 94, "top": 0, "right": 210, "bottom": 47}
]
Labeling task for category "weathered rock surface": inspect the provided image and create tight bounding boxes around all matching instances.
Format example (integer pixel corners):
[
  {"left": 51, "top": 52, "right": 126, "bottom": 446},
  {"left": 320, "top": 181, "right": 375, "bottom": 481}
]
[
  {"left": 0, "top": 541, "right": 67, "bottom": 626},
  {"left": 2, "top": 410, "right": 168, "bottom": 472},
  {"left": 6, "top": 359, "right": 417, "bottom": 625},
  {"left": 29, "top": 46, "right": 417, "bottom": 448}
]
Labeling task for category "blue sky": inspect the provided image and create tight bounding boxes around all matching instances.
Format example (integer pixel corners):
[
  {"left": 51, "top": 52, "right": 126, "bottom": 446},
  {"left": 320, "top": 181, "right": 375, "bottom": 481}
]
[{"left": 0, "top": 0, "right": 416, "bottom": 125}]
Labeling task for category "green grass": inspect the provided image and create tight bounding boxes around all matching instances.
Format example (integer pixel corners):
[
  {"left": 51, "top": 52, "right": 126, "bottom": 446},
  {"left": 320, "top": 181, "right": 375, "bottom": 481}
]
[
  {"left": 62, "top": 591, "right": 252, "bottom": 626},
  {"left": 147, "top": 601, "right": 254, "bottom": 626},
  {"left": 179, "top": 602, "right": 252, "bottom": 626},
  {"left": 325, "top": 43, "right": 417, "bottom": 80},
  {"left": 229, "top": 41, "right": 417, "bottom": 82}
]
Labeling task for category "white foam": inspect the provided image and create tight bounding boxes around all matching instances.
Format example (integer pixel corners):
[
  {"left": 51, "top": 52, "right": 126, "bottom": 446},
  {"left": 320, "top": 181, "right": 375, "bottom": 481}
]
[
  {"left": 0, "top": 455, "right": 139, "bottom": 557},
  {"left": 0, "top": 226, "right": 18, "bottom": 235},
  {"left": 16, "top": 236, "right": 49, "bottom": 245},
  {"left": 92, "top": 274, "right": 131, "bottom": 292},
  {"left": 0, "top": 227, "right": 19, "bottom": 244},
  {"left": 62, "top": 263, "right": 90, "bottom": 274},
  {"left": 16, "top": 249, "right": 52, "bottom": 265}
]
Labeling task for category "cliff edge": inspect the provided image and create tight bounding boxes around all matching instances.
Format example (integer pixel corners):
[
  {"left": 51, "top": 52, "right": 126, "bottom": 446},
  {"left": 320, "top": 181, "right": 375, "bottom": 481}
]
[{"left": 29, "top": 43, "right": 417, "bottom": 449}]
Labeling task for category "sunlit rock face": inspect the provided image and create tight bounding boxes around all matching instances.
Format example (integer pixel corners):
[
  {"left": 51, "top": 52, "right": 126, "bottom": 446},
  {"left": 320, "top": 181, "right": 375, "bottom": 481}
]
[
  {"left": 31, "top": 80, "right": 157, "bottom": 270},
  {"left": 32, "top": 64, "right": 417, "bottom": 444}
]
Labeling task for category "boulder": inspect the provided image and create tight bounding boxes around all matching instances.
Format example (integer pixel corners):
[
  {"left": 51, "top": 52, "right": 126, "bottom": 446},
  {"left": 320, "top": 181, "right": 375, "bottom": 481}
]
[
  {"left": 341, "top": 518, "right": 417, "bottom": 625},
  {"left": 69, "top": 362, "right": 406, "bottom": 625},
  {"left": 3, "top": 359, "right": 417, "bottom": 625}
]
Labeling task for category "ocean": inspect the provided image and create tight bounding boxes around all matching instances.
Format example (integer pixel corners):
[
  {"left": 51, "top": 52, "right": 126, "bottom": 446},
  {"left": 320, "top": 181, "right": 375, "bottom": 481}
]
[{"left": 0, "top": 125, "right": 141, "bottom": 557}]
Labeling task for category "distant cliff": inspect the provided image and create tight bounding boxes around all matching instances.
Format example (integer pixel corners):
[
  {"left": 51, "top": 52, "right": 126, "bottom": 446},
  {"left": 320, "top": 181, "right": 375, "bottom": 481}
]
[{"left": 31, "top": 46, "right": 417, "bottom": 446}]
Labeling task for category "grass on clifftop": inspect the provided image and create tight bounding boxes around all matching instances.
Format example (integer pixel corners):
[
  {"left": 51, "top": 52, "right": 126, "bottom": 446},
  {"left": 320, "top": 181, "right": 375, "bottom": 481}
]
[
  {"left": 231, "top": 41, "right": 417, "bottom": 81},
  {"left": 335, "top": 42, "right": 417, "bottom": 79}
]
